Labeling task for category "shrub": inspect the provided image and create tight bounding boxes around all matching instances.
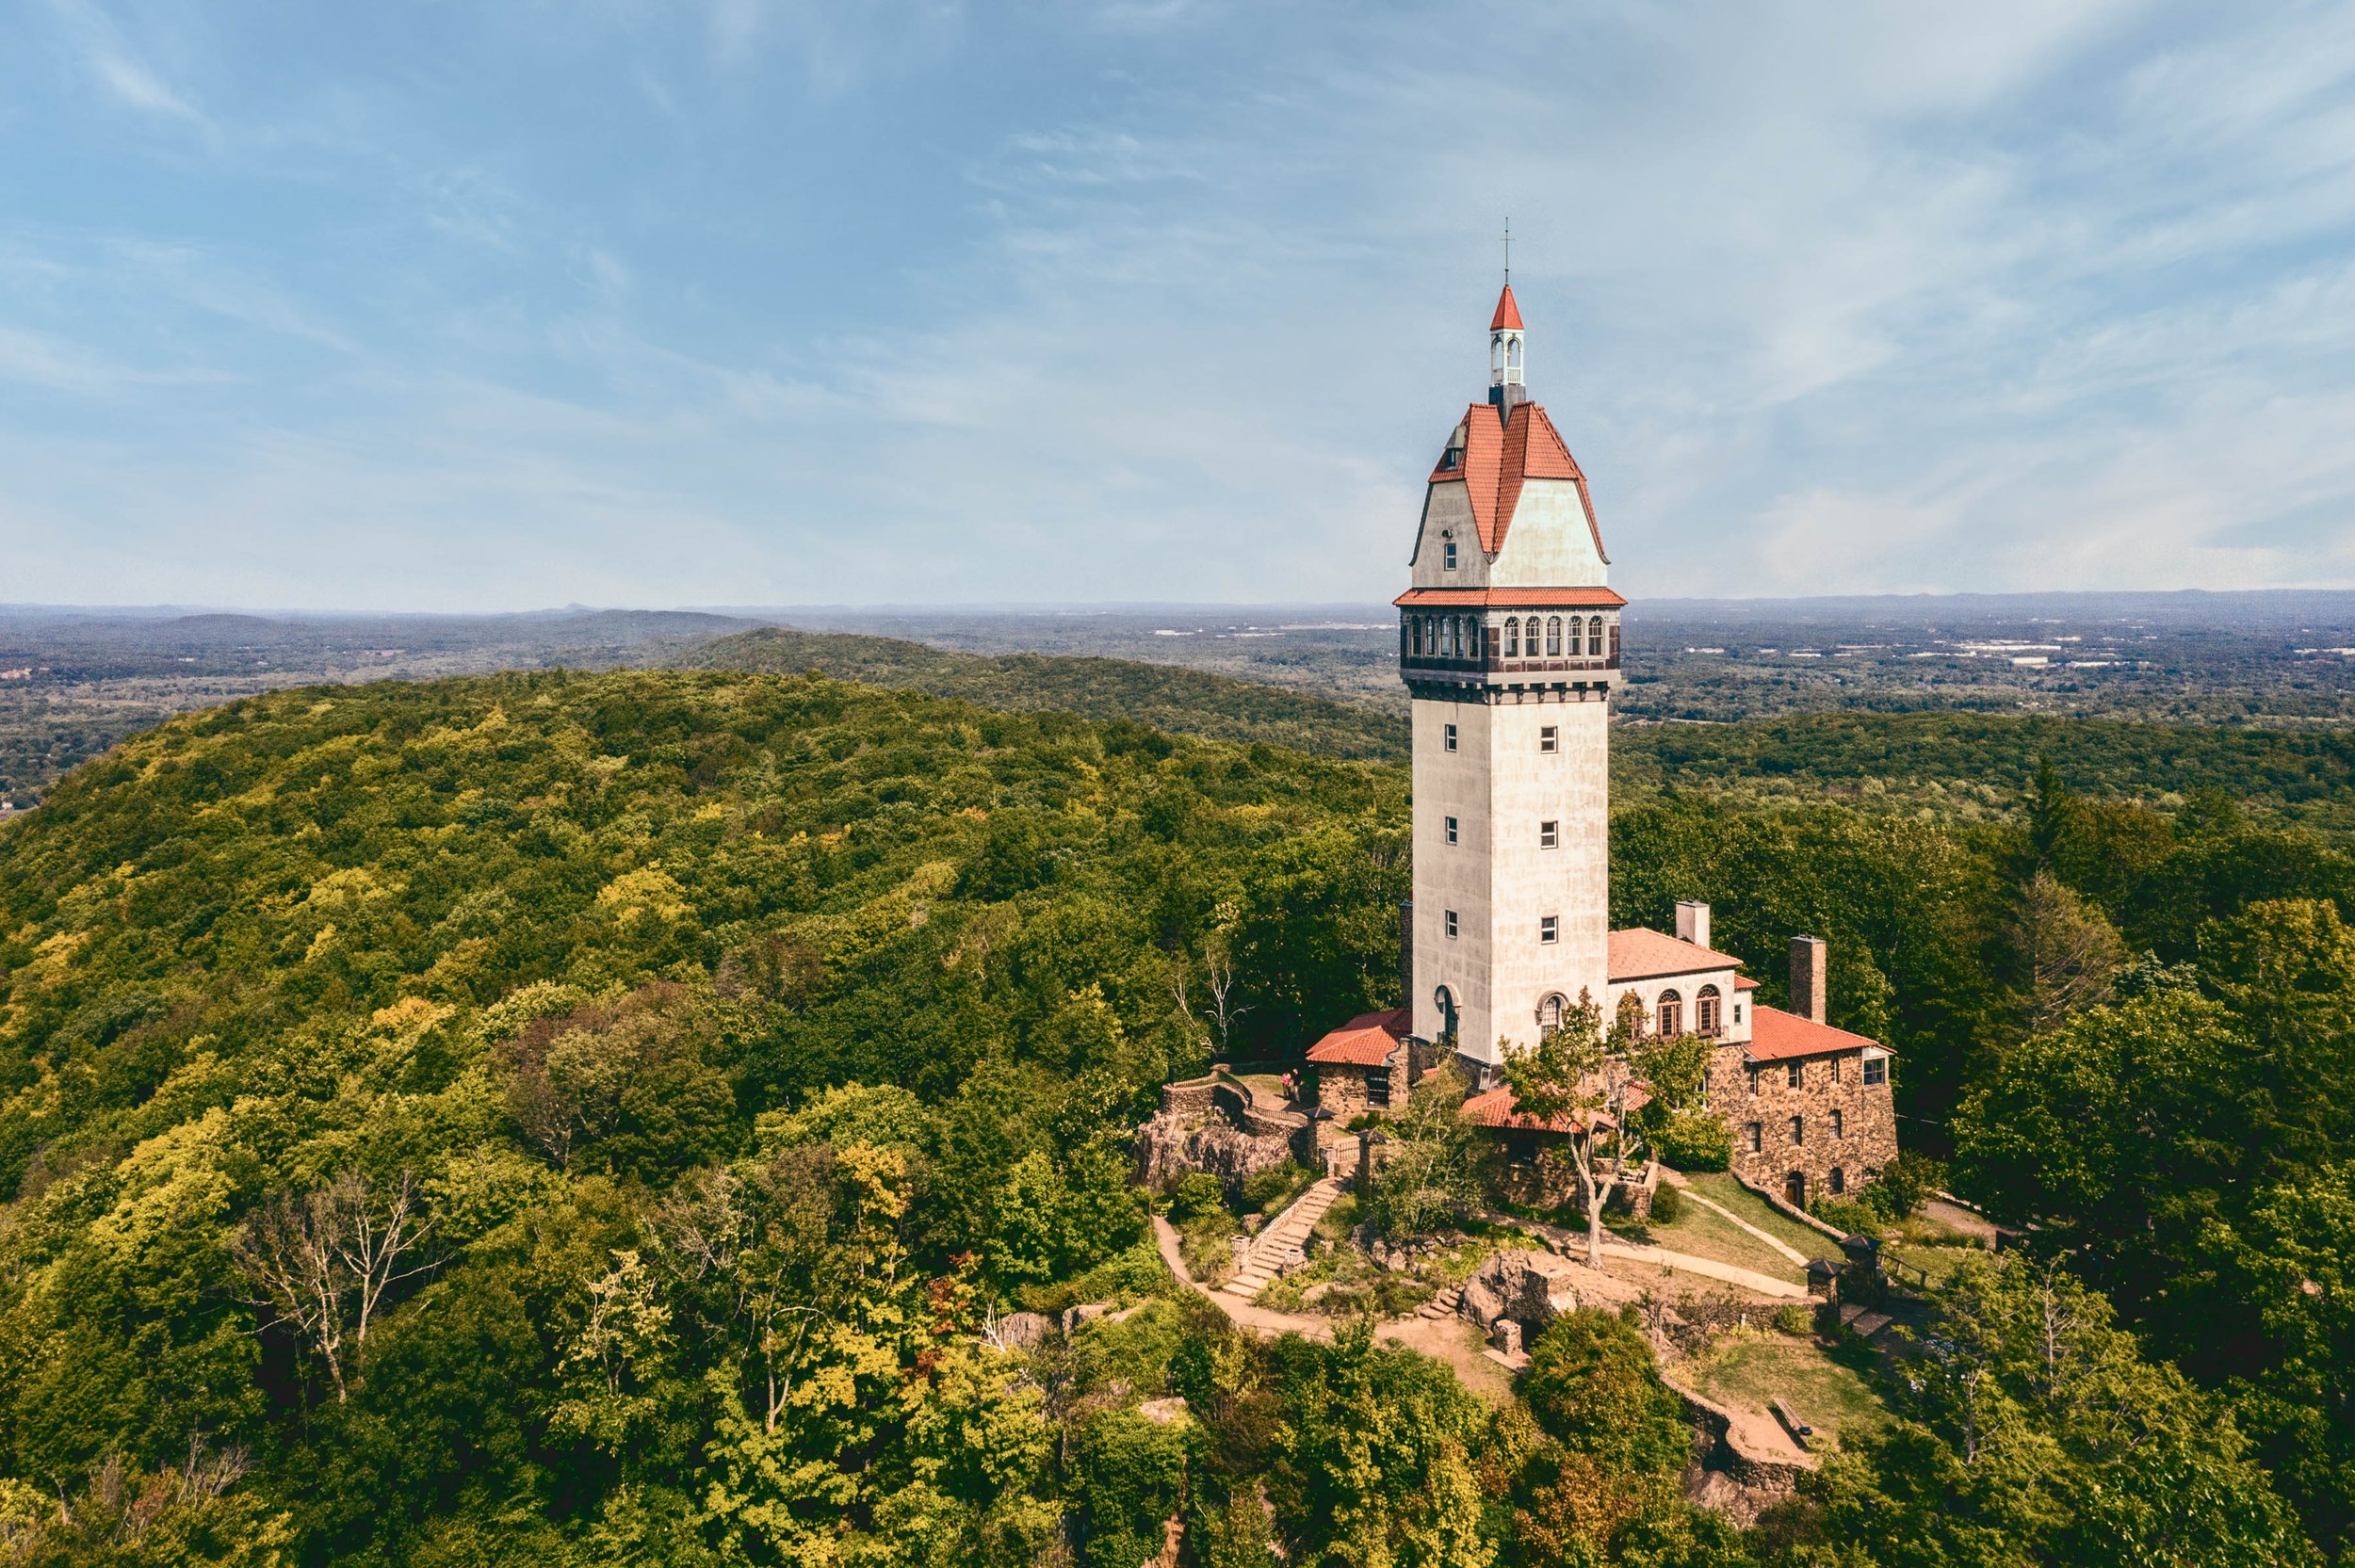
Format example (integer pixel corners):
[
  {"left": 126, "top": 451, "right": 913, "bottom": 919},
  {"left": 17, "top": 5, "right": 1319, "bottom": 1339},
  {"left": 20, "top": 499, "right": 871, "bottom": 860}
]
[
  {"left": 1772, "top": 1302, "right": 1815, "bottom": 1336},
  {"left": 1242, "top": 1161, "right": 1312, "bottom": 1215},
  {"left": 1170, "top": 1172, "right": 1229, "bottom": 1225},
  {"left": 1522, "top": 1310, "right": 1694, "bottom": 1476},
  {"left": 1862, "top": 1152, "right": 1945, "bottom": 1220},
  {"left": 1811, "top": 1195, "right": 1879, "bottom": 1236},
  {"left": 1647, "top": 1182, "right": 1684, "bottom": 1225},
  {"left": 1650, "top": 1110, "right": 1731, "bottom": 1172}
]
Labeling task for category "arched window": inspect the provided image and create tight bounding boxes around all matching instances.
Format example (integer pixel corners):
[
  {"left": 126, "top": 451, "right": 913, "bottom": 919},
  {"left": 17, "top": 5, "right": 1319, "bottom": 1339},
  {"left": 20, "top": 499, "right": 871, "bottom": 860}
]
[
  {"left": 1433, "top": 986, "right": 1459, "bottom": 1043},
  {"left": 1504, "top": 617, "right": 1519, "bottom": 657},
  {"left": 1696, "top": 985, "right": 1721, "bottom": 1036},
  {"left": 1537, "top": 993, "right": 1567, "bottom": 1031},
  {"left": 1546, "top": 616, "right": 1562, "bottom": 656},
  {"left": 1828, "top": 1167, "right": 1846, "bottom": 1195},
  {"left": 1586, "top": 616, "right": 1603, "bottom": 655},
  {"left": 1656, "top": 990, "right": 1682, "bottom": 1037}
]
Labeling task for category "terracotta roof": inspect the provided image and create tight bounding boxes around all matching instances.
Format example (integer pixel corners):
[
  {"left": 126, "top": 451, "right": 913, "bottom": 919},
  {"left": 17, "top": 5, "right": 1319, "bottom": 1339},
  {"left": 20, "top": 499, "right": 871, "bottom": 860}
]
[
  {"left": 1491, "top": 283, "right": 1524, "bottom": 331},
  {"left": 1393, "top": 586, "right": 1626, "bottom": 609},
  {"left": 1306, "top": 1006, "right": 1412, "bottom": 1067},
  {"left": 1745, "top": 1004, "right": 1884, "bottom": 1063},
  {"left": 1424, "top": 401, "right": 1609, "bottom": 563},
  {"left": 1735, "top": 976, "right": 1759, "bottom": 991},
  {"left": 1462, "top": 1077, "right": 1647, "bottom": 1134},
  {"left": 1607, "top": 927, "right": 1746, "bottom": 983}
]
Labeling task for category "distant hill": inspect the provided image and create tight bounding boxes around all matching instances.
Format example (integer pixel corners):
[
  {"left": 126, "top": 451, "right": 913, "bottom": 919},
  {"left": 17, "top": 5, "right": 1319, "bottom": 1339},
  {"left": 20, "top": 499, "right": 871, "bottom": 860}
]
[{"left": 685, "top": 625, "right": 1406, "bottom": 760}]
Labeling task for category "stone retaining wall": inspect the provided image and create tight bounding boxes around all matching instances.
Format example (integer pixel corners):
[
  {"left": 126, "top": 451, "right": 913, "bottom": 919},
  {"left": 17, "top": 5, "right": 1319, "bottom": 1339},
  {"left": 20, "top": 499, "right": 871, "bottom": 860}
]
[{"left": 1661, "top": 1376, "right": 1809, "bottom": 1522}]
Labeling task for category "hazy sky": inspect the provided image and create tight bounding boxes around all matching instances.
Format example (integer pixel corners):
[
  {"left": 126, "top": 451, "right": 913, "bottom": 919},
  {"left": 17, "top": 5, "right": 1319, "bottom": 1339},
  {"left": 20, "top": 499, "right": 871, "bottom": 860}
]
[{"left": 4, "top": 1, "right": 2353, "bottom": 611}]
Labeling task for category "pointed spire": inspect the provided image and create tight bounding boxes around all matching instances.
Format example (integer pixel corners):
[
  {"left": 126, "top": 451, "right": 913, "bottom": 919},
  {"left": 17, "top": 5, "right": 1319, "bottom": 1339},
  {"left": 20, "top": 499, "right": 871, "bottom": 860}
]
[{"left": 1490, "top": 283, "right": 1524, "bottom": 332}]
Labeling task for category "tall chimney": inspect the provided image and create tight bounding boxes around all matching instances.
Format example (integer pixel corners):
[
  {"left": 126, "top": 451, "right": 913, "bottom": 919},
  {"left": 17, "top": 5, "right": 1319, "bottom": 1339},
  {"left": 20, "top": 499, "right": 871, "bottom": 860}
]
[
  {"left": 1790, "top": 935, "right": 1827, "bottom": 1023},
  {"left": 1399, "top": 898, "right": 1415, "bottom": 1009},
  {"left": 1676, "top": 900, "right": 1711, "bottom": 950}
]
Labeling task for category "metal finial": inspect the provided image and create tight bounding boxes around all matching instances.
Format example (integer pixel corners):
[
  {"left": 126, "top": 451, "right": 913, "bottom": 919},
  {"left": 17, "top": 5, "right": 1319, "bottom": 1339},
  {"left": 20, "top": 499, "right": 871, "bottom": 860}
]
[{"left": 1502, "top": 216, "right": 1511, "bottom": 284}]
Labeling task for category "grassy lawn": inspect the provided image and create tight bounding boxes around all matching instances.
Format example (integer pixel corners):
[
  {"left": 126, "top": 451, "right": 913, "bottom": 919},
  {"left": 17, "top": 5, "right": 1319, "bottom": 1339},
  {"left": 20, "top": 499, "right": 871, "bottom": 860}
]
[
  {"left": 1680, "top": 1172, "right": 1844, "bottom": 1260},
  {"left": 1683, "top": 1332, "right": 1891, "bottom": 1451},
  {"left": 1612, "top": 1198, "right": 1809, "bottom": 1285},
  {"left": 1228, "top": 1072, "right": 1292, "bottom": 1101}
]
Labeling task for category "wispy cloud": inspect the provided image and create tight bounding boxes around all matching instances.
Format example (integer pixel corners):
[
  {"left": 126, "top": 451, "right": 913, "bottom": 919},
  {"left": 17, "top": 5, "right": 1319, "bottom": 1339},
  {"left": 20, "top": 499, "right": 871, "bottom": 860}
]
[{"left": 1, "top": 0, "right": 2353, "bottom": 609}]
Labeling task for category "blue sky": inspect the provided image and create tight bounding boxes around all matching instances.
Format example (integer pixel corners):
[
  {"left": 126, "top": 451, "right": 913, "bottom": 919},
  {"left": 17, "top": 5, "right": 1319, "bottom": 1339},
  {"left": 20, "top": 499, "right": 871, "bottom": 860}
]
[{"left": 4, "top": 1, "right": 2353, "bottom": 611}]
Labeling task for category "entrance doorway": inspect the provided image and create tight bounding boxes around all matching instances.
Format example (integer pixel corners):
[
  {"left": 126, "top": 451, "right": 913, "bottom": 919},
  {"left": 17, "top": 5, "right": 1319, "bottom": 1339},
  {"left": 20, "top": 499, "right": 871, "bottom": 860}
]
[{"left": 1786, "top": 1171, "right": 1807, "bottom": 1208}]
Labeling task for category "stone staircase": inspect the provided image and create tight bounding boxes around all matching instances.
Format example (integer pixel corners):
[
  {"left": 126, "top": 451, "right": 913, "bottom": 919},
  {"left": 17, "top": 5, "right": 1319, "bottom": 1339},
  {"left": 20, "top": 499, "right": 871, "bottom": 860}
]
[
  {"left": 1417, "top": 1284, "right": 1464, "bottom": 1320},
  {"left": 1222, "top": 1176, "right": 1347, "bottom": 1299}
]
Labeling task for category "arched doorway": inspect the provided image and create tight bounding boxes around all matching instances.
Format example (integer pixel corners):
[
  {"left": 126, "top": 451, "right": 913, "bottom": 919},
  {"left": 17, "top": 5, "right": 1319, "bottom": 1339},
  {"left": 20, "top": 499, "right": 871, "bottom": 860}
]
[
  {"left": 1786, "top": 1171, "right": 1807, "bottom": 1208},
  {"left": 1434, "top": 985, "right": 1458, "bottom": 1044}
]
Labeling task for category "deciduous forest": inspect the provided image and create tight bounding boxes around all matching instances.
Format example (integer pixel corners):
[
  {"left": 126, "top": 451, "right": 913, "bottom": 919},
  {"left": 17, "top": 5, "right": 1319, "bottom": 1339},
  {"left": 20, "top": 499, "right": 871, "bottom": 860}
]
[{"left": 0, "top": 668, "right": 2348, "bottom": 1564}]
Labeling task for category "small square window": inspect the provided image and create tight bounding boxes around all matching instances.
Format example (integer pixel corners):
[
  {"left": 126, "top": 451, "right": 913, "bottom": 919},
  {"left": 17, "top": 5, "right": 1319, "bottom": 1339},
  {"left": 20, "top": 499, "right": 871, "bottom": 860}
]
[
  {"left": 1786, "top": 1061, "right": 1803, "bottom": 1089},
  {"left": 1443, "top": 723, "right": 1458, "bottom": 752},
  {"left": 1539, "top": 820, "right": 1558, "bottom": 849},
  {"left": 1444, "top": 816, "right": 1459, "bottom": 846},
  {"left": 1863, "top": 1056, "right": 1887, "bottom": 1086},
  {"left": 1734, "top": 1002, "right": 1745, "bottom": 1024},
  {"left": 1443, "top": 542, "right": 1458, "bottom": 570},
  {"left": 1539, "top": 915, "right": 1559, "bottom": 945},
  {"left": 1538, "top": 725, "right": 1557, "bottom": 753},
  {"left": 1444, "top": 910, "right": 1459, "bottom": 940},
  {"left": 1746, "top": 1122, "right": 1762, "bottom": 1153}
]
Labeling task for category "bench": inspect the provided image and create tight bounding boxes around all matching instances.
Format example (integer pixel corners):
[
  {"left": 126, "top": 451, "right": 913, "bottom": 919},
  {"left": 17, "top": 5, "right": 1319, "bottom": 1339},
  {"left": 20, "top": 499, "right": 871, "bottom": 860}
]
[{"left": 1769, "top": 1397, "right": 1814, "bottom": 1451}]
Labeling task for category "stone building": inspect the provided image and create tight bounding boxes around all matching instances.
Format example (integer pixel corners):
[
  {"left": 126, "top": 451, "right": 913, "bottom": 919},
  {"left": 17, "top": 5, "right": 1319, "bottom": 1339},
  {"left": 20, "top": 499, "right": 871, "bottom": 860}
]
[{"left": 1300, "top": 278, "right": 1899, "bottom": 1204}]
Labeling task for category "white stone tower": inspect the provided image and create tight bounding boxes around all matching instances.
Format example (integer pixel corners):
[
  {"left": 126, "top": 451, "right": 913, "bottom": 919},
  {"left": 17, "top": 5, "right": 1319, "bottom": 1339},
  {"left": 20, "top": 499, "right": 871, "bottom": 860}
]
[{"left": 1400, "top": 280, "right": 1622, "bottom": 1071}]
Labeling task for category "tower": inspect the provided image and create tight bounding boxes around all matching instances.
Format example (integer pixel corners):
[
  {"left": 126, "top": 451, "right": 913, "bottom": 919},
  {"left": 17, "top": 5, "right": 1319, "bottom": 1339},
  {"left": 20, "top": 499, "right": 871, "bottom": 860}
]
[{"left": 1399, "top": 281, "right": 1623, "bottom": 1071}]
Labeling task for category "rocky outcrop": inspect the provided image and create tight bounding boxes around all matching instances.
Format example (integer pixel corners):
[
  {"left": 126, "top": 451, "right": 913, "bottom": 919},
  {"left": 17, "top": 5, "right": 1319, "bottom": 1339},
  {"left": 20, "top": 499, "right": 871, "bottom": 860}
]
[
  {"left": 1133, "top": 1109, "right": 1295, "bottom": 1189},
  {"left": 1457, "top": 1247, "right": 1645, "bottom": 1338}
]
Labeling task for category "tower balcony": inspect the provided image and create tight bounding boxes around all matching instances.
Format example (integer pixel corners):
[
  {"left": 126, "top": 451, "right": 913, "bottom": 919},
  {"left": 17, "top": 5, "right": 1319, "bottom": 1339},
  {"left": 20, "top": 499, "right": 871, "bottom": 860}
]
[{"left": 1395, "top": 588, "right": 1625, "bottom": 703}]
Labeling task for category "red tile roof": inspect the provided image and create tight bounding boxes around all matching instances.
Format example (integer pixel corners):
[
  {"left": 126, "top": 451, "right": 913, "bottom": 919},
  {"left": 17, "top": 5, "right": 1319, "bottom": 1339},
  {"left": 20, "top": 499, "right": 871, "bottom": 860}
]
[
  {"left": 1306, "top": 1006, "right": 1412, "bottom": 1067},
  {"left": 1393, "top": 586, "right": 1627, "bottom": 609},
  {"left": 1462, "top": 1077, "right": 1647, "bottom": 1133},
  {"left": 1607, "top": 927, "right": 1746, "bottom": 983},
  {"left": 1490, "top": 283, "right": 1524, "bottom": 331},
  {"left": 1735, "top": 976, "right": 1759, "bottom": 991},
  {"left": 1745, "top": 1004, "right": 1883, "bottom": 1063},
  {"left": 1425, "top": 402, "right": 1609, "bottom": 563}
]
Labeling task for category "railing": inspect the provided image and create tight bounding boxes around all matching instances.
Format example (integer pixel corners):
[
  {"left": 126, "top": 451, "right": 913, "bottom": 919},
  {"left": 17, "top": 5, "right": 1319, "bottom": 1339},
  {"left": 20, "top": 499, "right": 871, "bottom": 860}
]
[{"left": 1399, "top": 654, "right": 1620, "bottom": 676}]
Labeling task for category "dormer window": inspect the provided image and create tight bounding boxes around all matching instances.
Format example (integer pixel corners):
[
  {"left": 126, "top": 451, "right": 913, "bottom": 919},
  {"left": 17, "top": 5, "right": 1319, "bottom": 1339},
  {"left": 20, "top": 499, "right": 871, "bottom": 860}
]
[{"left": 1443, "top": 542, "right": 1458, "bottom": 571}]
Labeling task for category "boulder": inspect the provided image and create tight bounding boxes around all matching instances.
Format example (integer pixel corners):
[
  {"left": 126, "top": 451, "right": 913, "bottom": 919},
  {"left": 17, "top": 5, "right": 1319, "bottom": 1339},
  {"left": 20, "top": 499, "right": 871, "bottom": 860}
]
[
  {"left": 1458, "top": 1248, "right": 1642, "bottom": 1338},
  {"left": 1064, "top": 1301, "right": 1114, "bottom": 1335},
  {"left": 1133, "top": 1110, "right": 1293, "bottom": 1189},
  {"left": 988, "top": 1311, "right": 1053, "bottom": 1351}
]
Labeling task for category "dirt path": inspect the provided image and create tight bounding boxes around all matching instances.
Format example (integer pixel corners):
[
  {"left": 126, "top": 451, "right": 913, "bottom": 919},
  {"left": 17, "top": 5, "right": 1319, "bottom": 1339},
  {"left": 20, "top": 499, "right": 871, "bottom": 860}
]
[{"left": 1922, "top": 1197, "right": 2001, "bottom": 1247}]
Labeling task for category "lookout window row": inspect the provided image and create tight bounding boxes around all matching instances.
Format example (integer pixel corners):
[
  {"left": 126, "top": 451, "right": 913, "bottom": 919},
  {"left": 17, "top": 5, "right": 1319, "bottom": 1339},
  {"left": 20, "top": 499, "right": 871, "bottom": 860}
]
[{"left": 1401, "top": 613, "right": 1619, "bottom": 666}]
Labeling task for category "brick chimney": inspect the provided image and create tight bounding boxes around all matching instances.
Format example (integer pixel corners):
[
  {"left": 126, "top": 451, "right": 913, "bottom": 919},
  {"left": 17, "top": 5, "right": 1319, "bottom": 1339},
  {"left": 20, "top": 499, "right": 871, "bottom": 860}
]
[
  {"left": 1676, "top": 900, "right": 1711, "bottom": 950},
  {"left": 1790, "top": 935, "right": 1827, "bottom": 1023}
]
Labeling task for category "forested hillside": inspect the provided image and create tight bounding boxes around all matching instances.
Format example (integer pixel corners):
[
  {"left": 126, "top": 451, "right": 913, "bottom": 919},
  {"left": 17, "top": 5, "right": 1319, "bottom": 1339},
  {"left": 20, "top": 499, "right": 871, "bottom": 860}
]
[
  {"left": 689, "top": 627, "right": 1407, "bottom": 761},
  {"left": 1616, "top": 710, "right": 2355, "bottom": 833},
  {"left": 0, "top": 671, "right": 2350, "bottom": 1563}
]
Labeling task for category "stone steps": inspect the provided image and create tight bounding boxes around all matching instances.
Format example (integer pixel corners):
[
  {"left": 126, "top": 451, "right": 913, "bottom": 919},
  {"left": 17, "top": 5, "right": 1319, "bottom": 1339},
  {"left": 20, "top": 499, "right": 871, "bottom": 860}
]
[
  {"left": 1839, "top": 1304, "right": 1894, "bottom": 1338},
  {"left": 1417, "top": 1285, "right": 1464, "bottom": 1319},
  {"left": 1221, "top": 1177, "right": 1345, "bottom": 1298}
]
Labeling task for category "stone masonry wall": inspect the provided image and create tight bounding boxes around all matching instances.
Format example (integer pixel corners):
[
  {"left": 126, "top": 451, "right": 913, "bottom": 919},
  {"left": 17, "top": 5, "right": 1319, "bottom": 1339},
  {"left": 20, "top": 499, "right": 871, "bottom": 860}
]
[{"left": 1706, "top": 1043, "right": 1897, "bottom": 1206}]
